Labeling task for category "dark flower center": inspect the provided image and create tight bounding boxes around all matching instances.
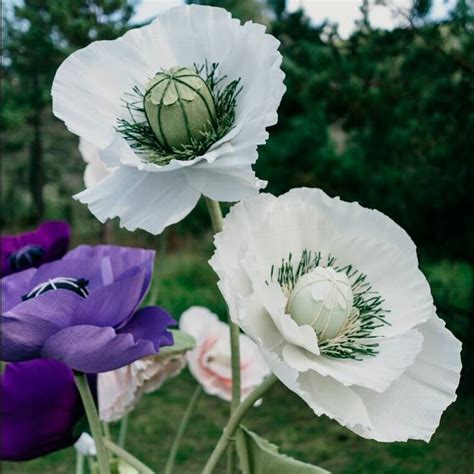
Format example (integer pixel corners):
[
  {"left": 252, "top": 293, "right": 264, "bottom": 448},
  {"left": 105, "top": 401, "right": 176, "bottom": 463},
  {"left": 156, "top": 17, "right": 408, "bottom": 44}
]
[
  {"left": 9, "top": 245, "right": 44, "bottom": 272},
  {"left": 22, "top": 277, "right": 90, "bottom": 301}
]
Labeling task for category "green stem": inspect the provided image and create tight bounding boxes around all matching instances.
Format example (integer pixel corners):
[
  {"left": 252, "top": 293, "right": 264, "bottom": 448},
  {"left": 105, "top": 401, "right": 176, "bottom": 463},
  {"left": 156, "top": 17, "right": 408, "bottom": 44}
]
[
  {"left": 205, "top": 198, "right": 242, "bottom": 474},
  {"left": 75, "top": 452, "right": 84, "bottom": 474},
  {"left": 104, "top": 439, "right": 155, "bottom": 474},
  {"left": 164, "top": 384, "right": 202, "bottom": 474},
  {"left": 118, "top": 414, "right": 129, "bottom": 448},
  {"left": 202, "top": 375, "right": 278, "bottom": 474},
  {"left": 102, "top": 422, "right": 112, "bottom": 441},
  {"left": 74, "top": 372, "right": 111, "bottom": 474},
  {"left": 204, "top": 198, "right": 241, "bottom": 409}
]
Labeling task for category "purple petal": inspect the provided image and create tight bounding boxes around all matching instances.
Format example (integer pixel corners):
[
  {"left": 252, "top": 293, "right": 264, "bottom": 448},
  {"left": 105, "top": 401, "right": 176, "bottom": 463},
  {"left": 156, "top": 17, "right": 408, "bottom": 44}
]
[
  {"left": 1, "top": 221, "right": 70, "bottom": 276},
  {"left": 40, "top": 306, "right": 175, "bottom": 373},
  {"left": 64, "top": 245, "right": 155, "bottom": 300},
  {"left": 1, "top": 359, "right": 83, "bottom": 461},
  {"left": 29, "top": 258, "right": 110, "bottom": 293},
  {"left": 1, "top": 291, "right": 81, "bottom": 362},
  {"left": 1, "top": 268, "right": 36, "bottom": 312},
  {"left": 74, "top": 269, "right": 146, "bottom": 327},
  {"left": 118, "top": 306, "right": 176, "bottom": 348}
]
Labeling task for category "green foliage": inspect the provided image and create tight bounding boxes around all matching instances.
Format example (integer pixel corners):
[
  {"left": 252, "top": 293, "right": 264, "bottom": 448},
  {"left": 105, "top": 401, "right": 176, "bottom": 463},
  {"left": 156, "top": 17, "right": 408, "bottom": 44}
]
[
  {"left": 257, "top": 5, "right": 474, "bottom": 261},
  {"left": 236, "top": 425, "right": 330, "bottom": 473}
]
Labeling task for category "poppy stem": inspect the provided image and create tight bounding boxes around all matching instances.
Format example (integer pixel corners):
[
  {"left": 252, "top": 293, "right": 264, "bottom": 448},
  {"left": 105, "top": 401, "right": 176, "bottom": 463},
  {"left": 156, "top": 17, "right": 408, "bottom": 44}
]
[
  {"left": 74, "top": 372, "right": 111, "bottom": 474},
  {"left": 104, "top": 439, "right": 155, "bottom": 474},
  {"left": 163, "top": 384, "right": 202, "bottom": 474},
  {"left": 205, "top": 198, "right": 242, "bottom": 474},
  {"left": 118, "top": 414, "right": 129, "bottom": 448},
  {"left": 202, "top": 374, "right": 278, "bottom": 473}
]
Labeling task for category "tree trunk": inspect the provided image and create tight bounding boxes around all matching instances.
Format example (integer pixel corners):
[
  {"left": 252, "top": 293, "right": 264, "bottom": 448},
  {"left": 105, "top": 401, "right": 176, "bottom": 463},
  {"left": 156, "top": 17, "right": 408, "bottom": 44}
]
[{"left": 29, "top": 107, "right": 44, "bottom": 221}]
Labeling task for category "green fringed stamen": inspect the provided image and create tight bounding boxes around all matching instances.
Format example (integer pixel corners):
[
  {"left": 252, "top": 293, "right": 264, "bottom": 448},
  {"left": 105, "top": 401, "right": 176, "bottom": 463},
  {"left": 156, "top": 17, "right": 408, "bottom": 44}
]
[{"left": 116, "top": 62, "right": 242, "bottom": 166}]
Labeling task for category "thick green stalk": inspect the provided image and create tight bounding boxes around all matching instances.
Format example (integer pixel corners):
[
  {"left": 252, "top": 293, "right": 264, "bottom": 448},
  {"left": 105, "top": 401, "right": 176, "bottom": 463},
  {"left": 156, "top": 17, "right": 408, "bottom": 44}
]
[
  {"left": 205, "top": 197, "right": 242, "bottom": 474},
  {"left": 74, "top": 373, "right": 111, "bottom": 474},
  {"left": 204, "top": 198, "right": 241, "bottom": 410},
  {"left": 164, "top": 384, "right": 202, "bottom": 474},
  {"left": 104, "top": 439, "right": 155, "bottom": 474},
  {"left": 202, "top": 375, "right": 278, "bottom": 474}
]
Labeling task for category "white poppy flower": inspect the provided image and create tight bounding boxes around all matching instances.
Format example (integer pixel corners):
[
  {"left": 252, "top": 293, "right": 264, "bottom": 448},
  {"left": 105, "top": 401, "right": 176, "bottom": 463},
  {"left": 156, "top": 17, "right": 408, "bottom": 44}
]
[
  {"left": 209, "top": 188, "right": 462, "bottom": 442},
  {"left": 98, "top": 353, "right": 186, "bottom": 422},
  {"left": 79, "top": 138, "right": 115, "bottom": 188},
  {"left": 74, "top": 432, "right": 97, "bottom": 456},
  {"left": 52, "top": 5, "right": 285, "bottom": 235},
  {"left": 180, "top": 306, "right": 270, "bottom": 402}
]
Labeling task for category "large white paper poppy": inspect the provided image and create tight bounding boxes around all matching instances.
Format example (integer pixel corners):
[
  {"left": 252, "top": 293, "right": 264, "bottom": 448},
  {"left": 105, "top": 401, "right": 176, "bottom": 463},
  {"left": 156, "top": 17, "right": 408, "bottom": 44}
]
[
  {"left": 180, "top": 306, "right": 269, "bottom": 402},
  {"left": 52, "top": 5, "right": 285, "bottom": 235},
  {"left": 209, "top": 188, "right": 462, "bottom": 442}
]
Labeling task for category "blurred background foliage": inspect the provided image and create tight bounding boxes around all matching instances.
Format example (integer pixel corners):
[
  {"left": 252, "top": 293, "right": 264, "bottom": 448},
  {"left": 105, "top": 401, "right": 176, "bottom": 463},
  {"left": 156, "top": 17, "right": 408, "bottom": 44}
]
[{"left": 1, "top": 0, "right": 474, "bottom": 471}]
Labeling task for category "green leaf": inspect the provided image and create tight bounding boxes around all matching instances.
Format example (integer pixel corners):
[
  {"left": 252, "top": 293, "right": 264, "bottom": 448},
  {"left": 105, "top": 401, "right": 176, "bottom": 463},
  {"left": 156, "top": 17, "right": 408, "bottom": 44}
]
[
  {"left": 236, "top": 425, "right": 330, "bottom": 474},
  {"left": 155, "top": 329, "right": 195, "bottom": 359}
]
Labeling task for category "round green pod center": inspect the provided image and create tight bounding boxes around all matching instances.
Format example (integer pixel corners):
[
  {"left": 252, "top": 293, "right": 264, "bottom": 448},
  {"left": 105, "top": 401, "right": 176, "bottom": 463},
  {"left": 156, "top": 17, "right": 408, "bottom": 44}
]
[{"left": 143, "top": 66, "right": 217, "bottom": 151}]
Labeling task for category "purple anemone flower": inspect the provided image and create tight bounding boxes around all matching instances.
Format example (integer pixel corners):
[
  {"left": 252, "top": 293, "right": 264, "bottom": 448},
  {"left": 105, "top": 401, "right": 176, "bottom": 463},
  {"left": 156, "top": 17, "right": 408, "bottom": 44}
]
[
  {"left": 1, "top": 245, "right": 175, "bottom": 373},
  {"left": 1, "top": 221, "right": 71, "bottom": 276},
  {"left": 1, "top": 359, "right": 85, "bottom": 461}
]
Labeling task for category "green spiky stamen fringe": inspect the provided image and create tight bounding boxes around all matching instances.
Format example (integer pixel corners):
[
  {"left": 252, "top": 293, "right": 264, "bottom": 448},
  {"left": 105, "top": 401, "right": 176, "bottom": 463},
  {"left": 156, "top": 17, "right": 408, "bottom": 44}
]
[
  {"left": 116, "top": 62, "right": 242, "bottom": 166},
  {"left": 270, "top": 249, "right": 390, "bottom": 360}
]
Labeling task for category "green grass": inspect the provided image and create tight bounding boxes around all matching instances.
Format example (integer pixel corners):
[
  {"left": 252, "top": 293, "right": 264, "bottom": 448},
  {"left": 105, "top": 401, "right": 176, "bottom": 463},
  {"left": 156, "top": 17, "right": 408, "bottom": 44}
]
[{"left": 2, "top": 243, "right": 473, "bottom": 473}]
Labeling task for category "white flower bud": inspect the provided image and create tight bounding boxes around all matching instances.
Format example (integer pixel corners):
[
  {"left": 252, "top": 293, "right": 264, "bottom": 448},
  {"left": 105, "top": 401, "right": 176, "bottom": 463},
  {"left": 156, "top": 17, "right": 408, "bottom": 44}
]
[
  {"left": 287, "top": 267, "right": 353, "bottom": 341},
  {"left": 74, "top": 432, "right": 97, "bottom": 456}
]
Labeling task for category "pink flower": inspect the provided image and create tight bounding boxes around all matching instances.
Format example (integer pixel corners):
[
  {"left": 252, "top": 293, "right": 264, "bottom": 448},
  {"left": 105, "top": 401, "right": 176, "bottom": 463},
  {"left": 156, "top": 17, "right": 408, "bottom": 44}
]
[{"left": 179, "top": 306, "right": 269, "bottom": 402}]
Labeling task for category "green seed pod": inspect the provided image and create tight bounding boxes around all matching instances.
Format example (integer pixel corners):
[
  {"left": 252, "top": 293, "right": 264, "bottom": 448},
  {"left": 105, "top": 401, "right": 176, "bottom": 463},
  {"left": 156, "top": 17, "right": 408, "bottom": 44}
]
[
  {"left": 143, "top": 66, "right": 217, "bottom": 151},
  {"left": 287, "top": 267, "right": 353, "bottom": 341}
]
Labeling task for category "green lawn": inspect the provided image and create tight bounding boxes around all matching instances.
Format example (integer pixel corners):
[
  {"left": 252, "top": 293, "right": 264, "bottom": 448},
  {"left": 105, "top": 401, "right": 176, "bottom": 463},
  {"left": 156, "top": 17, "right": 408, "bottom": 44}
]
[{"left": 2, "top": 239, "right": 473, "bottom": 473}]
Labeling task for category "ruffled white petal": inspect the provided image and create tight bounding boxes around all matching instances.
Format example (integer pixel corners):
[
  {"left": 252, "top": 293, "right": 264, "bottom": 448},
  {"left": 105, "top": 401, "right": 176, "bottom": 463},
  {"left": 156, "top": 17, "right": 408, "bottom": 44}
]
[
  {"left": 79, "top": 138, "right": 114, "bottom": 187},
  {"left": 282, "top": 329, "right": 423, "bottom": 392},
  {"left": 74, "top": 167, "right": 201, "bottom": 235},
  {"left": 351, "top": 316, "right": 462, "bottom": 442},
  {"left": 260, "top": 347, "right": 372, "bottom": 429},
  {"left": 281, "top": 188, "right": 417, "bottom": 263},
  {"left": 183, "top": 145, "right": 266, "bottom": 201}
]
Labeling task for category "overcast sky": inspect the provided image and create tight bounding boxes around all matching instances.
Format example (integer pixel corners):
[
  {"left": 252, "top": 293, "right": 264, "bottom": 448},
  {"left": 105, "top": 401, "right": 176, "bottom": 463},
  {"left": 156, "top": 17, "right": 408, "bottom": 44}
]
[{"left": 134, "top": 0, "right": 456, "bottom": 38}]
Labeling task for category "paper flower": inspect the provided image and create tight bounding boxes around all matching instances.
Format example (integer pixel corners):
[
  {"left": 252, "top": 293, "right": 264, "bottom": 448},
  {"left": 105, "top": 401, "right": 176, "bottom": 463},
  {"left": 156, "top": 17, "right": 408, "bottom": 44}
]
[
  {"left": 1, "top": 245, "right": 175, "bottom": 373},
  {"left": 74, "top": 432, "right": 97, "bottom": 456},
  {"left": 98, "top": 330, "right": 195, "bottom": 422},
  {"left": 1, "top": 360, "right": 85, "bottom": 461},
  {"left": 1, "top": 221, "right": 70, "bottom": 276},
  {"left": 210, "top": 188, "right": 462, "bottom": 442},
  {"left": 52, "top": 5, "right": 285, "bottom": 235},
  {"left": 79, "top": 138, "right": 115, "bottom": 188},
  {"left": 179, "top": 306, "right": 269, "bottom": 401}
]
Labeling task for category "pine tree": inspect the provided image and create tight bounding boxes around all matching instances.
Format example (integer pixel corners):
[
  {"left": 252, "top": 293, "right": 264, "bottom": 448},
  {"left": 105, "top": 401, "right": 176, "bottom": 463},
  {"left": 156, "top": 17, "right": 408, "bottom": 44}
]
[{"left": 2, "top": 0, "right": 137, "bottom": 221}]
